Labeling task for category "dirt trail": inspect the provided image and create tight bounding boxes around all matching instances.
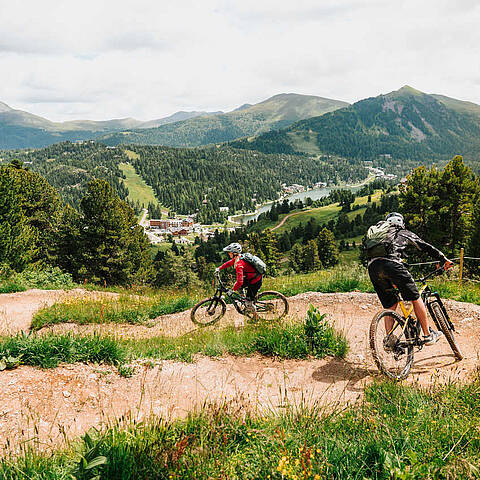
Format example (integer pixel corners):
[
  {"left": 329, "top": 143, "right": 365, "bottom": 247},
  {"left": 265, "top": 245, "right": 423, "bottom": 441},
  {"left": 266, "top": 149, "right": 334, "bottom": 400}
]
[
  {"left": 0, "top": 290, "right": 479, "bottom": 452},
  {"left": 271, "top": 211, "right": 302, "bottom": 231},
  {"left": 0, "top": 288, "right": 118, "bottom": 335}
]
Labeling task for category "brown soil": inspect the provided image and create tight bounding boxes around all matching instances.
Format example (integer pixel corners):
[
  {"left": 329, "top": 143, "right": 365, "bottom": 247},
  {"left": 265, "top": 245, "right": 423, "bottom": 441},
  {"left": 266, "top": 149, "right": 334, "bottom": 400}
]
[{"left": 0, "top": 289, "right": 479, "bottom": 452}]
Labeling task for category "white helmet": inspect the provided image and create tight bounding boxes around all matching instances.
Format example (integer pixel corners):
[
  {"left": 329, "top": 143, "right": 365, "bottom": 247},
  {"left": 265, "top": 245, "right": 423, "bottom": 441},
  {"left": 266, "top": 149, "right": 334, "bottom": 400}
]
[
  {"left": 386, "top": 212, "right": 405, "bottom": 228},
  {"left": 223, "top": 242, "right": 242, "bottom": 254}
]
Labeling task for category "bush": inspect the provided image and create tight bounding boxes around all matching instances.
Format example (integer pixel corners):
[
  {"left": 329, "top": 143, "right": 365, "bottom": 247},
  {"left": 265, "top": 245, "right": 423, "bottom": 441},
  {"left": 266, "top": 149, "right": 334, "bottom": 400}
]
[
  {"left": 15, "top": 266, "right": 76, "bottom": 290},
  {"left": 252, "top": 305, "right": 347, "bottom": 359},
  {"left": 0, "top": 282, "right": 26, "bottom": 294},
  {"left": 304, "top": 305, "right": 348, "bottom": 357}
]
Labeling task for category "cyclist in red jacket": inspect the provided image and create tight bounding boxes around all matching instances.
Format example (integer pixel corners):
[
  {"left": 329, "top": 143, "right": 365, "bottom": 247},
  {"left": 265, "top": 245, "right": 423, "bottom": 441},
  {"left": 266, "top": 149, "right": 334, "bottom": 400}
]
[{"left": 216, "top": 242, "right": 262, "bottom": 311}]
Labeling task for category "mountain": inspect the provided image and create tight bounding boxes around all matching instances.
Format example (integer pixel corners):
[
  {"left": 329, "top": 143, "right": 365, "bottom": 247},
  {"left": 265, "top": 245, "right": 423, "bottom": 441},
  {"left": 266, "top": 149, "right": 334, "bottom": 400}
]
[
  {"left": 138, "top": 111, "right": 223, "bottom": 129},
  {"left": 230, "top": 86, "right": 480, "bottom": 171},
  {"left": 98, "top": 93, "right": 349, "bottom": 147},
  {"left": 0, "top": 102, "right": 221, "bottom": 149}
]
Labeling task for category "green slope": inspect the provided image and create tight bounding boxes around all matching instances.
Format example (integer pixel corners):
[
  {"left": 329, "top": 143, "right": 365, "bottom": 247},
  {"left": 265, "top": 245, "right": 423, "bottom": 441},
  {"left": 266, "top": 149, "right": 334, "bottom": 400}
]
[
  {"left": 231, "top": 86, "right": 480, "bottom": 173},
  {"left": 99, "top": 93, "right": 349, "bottom": 147}
]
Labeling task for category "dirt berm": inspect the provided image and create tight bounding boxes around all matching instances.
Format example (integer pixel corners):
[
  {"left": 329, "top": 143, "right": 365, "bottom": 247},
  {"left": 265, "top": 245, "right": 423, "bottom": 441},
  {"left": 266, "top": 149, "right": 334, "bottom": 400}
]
[{"left": 0, "top": 289, "right": 479, "bottom": 452}]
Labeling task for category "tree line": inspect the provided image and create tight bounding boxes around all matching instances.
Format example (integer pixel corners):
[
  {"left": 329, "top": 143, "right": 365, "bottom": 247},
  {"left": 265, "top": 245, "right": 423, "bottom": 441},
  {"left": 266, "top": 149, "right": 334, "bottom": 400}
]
[{"left": 0, "top": 161, "right": 152, "bottom": 285}]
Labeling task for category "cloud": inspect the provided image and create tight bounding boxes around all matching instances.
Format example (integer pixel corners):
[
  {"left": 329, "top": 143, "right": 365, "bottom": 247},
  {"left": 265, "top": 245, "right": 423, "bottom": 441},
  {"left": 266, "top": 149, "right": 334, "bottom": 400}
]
[{"left": 0, "top": 0, "right": 478, "bottom": 121}]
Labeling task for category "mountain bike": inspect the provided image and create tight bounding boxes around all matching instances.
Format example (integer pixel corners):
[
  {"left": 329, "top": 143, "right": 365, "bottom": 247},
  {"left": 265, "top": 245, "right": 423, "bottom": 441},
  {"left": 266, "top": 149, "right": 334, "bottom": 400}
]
[
  {"left": 369, "top": 267, "right": 463, "bottom": 380},
  {"left": 190, "top": 271, "right": 289, "bottom": 326}
]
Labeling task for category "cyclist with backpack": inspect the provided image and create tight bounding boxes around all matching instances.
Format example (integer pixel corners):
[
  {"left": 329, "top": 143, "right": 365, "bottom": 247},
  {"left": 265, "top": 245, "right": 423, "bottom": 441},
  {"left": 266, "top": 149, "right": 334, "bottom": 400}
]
[
  {"left": 215, "top": 242, "right": 265, "bottom": 311},
  {"left": 363, "top": 212, "right": 453, "bottom": 347}
]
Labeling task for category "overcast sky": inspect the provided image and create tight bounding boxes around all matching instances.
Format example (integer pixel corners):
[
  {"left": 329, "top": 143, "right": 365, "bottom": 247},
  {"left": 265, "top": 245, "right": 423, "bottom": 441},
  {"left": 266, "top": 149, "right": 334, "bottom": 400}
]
[{"left": 1, "top": 0, "right": 479, "bottom": 122}]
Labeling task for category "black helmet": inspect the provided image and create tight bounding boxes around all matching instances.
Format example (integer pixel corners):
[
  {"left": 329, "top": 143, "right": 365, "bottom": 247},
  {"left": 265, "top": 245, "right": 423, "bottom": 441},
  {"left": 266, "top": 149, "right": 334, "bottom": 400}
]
[
  {"left": 386, "top": 212, "right": 404, "bottom": 228},
  {"left": 223, "top": 242, "right": 242, "bottom": 254}
]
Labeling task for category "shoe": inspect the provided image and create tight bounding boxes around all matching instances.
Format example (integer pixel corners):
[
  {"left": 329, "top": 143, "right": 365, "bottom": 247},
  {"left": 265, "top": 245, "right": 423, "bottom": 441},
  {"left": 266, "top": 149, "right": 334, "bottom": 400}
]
[
  {"left": 244, "top": 300, "right": 256, "bottom": 314},
  {"left": 383, "top": 334, "right": 398, "bottom": 352},
  {"left": 423, "top": 327, "right": 443, "bottom": 346}
]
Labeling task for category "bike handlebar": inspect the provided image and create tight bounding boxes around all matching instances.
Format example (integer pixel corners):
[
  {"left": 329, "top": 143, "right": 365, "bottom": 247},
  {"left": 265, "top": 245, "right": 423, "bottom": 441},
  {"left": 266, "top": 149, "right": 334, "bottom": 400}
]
[
  {"left": 214, "top": 271, "right": 247, "bottom": 299},
  {"left": 416, "top": 265, "right": 449, "bottom": 284}
]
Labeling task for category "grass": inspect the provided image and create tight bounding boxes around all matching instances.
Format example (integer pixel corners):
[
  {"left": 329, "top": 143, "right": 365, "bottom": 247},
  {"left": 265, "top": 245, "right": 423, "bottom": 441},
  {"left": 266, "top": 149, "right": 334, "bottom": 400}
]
[
  {"left": 0, "top": 333, "right": 125, "bottom": 368},
  {"left": 2, "top": 378, "right": 480, "bottom": 479},
  {"left": 264, "top": 263, "right": 374, "bottom": 297},
  {"left": 118, "top": 161, "right": 159, "bottom": 208},
  {"left": 120, "top": 306, "right": 347, "bottom": 362},
  {"left": 31, "top": 295, "right": 196, "bottom": 330},
  {"left": 5, "top": 307, "right": 347, "bottom": 367},
  {"left": 271, "top": 191, "right": 382, "bottom": 235},
  {"left": 29, "top": 263, "right": 480, "bottom": 332}
]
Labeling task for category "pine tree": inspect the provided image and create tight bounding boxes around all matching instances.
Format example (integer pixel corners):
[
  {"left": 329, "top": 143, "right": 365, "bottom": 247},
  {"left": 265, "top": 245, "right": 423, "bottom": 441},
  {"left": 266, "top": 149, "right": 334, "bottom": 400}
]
[
  {"left": 76, "top": 179, "right": 153, "bottom": 285},
  {"left": 0, "top": 163, "right": 61, "bottom": 270},
  {"left": 155, "top": 249, "right": 200, "bottom": 288},
  {"left": 289, "top": 243, "right": 304, "bottom": 273},
  {"left": 437, "top": 156, "right": 479, "bottom": 255},
  {"left": 316, "top": 228, "right": 339, "bottom": 268},
  {"left": 258, "top": 229, "right": 280, "bottom": 276},
  {"left": 302, "top": 240, "right": 322, "bottom": 272},
  {"left": 467, "top": 198, "right": 480, "bottom": 276},
  {"left": 0, "top": 168, "right": 36, "bottom": 270},
  {"left": 400, "top": 156, "right": 479, "bottom": 256}
]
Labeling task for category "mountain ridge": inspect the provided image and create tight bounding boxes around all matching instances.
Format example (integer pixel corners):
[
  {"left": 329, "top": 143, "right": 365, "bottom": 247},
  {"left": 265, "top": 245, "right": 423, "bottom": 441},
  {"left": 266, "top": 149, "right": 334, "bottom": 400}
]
[
  {"left": 98, "top": 93, "right": 349, "bottom": 147},
  {"left": 230, "top": 86, "right": 480, "bottom": 170}
]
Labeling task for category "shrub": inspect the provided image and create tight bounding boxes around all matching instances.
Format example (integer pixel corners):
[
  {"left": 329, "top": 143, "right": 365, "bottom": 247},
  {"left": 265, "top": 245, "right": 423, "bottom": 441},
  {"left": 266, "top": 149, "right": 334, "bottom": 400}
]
[{"left": 15, "top": 266, "right": 76, "bottom": 290}]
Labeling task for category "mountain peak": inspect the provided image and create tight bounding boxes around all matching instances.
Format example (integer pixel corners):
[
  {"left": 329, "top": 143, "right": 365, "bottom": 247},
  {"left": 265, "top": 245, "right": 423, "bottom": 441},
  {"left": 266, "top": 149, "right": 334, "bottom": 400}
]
[
  {"left": 392, "top": 85, "right": 425, "bottom": 97},
  {"left": 0, "top": 101, "right": 13, "bottom": 113}
]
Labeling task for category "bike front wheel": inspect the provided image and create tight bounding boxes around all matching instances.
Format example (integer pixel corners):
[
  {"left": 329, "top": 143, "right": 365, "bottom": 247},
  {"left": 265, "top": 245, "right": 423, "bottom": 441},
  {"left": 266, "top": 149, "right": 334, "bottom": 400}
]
[
  {"left": 430, "top": 302, "right": 463, "bottom": 360},
  {"left": 369, "top": 309, "right": 414, "bottom": 380},
  {"left": 190, "top": 297, "right": 226, "bottom": 326},
  {"left": 252, "top": 291, "right": 289, "bottom": 321}
]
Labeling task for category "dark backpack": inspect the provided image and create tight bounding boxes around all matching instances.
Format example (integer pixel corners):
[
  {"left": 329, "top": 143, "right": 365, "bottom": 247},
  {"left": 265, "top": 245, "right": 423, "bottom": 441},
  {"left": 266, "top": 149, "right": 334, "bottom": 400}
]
[
  {"left": 241, "top": 253, "right": 266, "bottom": 275},
  {"left": 362, "top": 221, "right": 399, "bottom": 259}
]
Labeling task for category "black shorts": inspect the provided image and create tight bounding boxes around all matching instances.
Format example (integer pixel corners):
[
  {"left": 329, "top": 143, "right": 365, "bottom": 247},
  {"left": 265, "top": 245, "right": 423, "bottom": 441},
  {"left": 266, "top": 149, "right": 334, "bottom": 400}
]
[
  {"left": 244, "top": 277, "right": 262, "bottom": 300},
  {"left": 368, "top": 259, "right": 419, "bottom": 308}
]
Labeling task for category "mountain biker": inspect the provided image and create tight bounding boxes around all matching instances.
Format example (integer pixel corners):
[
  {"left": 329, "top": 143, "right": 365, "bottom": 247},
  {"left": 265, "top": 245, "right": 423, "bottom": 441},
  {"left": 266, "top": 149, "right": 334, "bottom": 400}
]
[
  {"left": 366, "top": 212, "right": 454, "bottom": 347},
  {"left": 215, "top": 242, "right": 263, "bottom": 311}
]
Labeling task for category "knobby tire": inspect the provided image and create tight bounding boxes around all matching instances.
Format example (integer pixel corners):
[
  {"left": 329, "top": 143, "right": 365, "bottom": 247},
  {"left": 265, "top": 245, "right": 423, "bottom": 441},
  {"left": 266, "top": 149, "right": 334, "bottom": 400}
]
[
  {"left": 430, "top": 302, "right": 463, "bottom": 360},
  {"left": 369, "top": 309, "right": 414, "bottom": 380},
  {"left": 190, "top": 297, "right": 227, "bottom": 326},
  {"left": 251, "top": 291, "right": 289, "bottom": 321}
]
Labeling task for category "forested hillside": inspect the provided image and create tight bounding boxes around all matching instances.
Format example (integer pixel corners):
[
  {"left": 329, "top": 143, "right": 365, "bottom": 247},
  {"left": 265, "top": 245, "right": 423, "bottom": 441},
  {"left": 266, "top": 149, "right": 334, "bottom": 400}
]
[
  {"left": 99, "top": 94, "right": 348, "bottom": 147},
  {"left": 231, "top": 86, "right": 480, "bottom": 175},
  {"left": 125, "top": 145, "right": 367, "bottom": 221},
  {"left": 1, "top": 142, "right": 368, "bottom": 221},
  {"left": 0, "top": 142, "right": 130, "bottom": 208}
]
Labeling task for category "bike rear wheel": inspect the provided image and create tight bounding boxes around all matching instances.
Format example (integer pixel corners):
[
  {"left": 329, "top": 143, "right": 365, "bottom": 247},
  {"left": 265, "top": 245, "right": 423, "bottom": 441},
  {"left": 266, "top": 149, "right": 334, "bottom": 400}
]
[
  {"left": 251, "top": 291, "right": 289, "bottom": 321},
  {"left": 190, "top": 297, "right": 226, "bottom": 326},
  {"left": 430, "top": 302, "right": 463, "bottom": 360},
  {"left": 370, "top": 310, "right": 414, "bottom": 380}
]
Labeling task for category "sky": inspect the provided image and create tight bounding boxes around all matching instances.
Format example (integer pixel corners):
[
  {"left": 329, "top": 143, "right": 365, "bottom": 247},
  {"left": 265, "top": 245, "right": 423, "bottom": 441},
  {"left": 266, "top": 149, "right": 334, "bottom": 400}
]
[{"left": 1, "top": 0, "right": 479, "bottom": 122}]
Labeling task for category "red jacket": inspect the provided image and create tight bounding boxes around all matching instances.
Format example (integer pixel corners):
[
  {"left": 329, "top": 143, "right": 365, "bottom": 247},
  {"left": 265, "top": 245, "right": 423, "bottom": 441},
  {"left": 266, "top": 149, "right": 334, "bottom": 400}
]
[{"left": 219, "top": 257, "right": 262, "bottom": 291}]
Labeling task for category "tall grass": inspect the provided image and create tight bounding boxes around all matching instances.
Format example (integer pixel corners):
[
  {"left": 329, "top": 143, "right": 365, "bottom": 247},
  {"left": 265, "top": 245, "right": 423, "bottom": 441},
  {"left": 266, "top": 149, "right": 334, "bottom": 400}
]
[
  {"left": 32, "top": 295, "right": 196, "bottom": 330},
  {"left": 264, "top": 263, "right": 374, "bottom": 297},
  {"left": 4, "top": 307, "right": 347, "bottom": 367},
  {"left": 1, "top": 378, "right": 479, "bottom": 479},
  {"left": 0, "top": 333, "right": 125, "bottom": 368},
  {"left": 123, "top": 306, "right": 347, "bottom": 362}
]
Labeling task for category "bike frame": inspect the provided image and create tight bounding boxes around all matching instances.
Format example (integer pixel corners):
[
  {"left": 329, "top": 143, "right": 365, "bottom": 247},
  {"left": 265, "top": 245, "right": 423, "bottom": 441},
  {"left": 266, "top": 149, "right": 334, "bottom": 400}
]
[
  {"left": 388, "top": 267, "right": 448, "bottom": 346},
  {"left": 212, "top": 272, "right": 251, "bottom": 315},
  {"left": 212, "top": 271, "right": 274, "bottom": 316}
]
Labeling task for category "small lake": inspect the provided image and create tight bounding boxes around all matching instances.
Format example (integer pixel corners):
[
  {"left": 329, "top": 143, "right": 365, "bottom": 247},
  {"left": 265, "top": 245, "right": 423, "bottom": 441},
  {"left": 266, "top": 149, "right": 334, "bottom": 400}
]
[{"left": 231, "top": 184, "right": 363, "bottom": 224}]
